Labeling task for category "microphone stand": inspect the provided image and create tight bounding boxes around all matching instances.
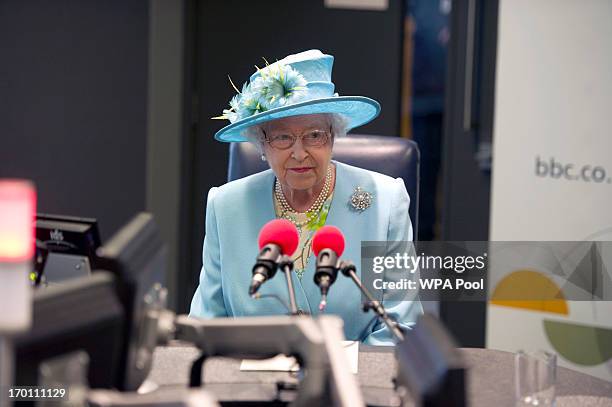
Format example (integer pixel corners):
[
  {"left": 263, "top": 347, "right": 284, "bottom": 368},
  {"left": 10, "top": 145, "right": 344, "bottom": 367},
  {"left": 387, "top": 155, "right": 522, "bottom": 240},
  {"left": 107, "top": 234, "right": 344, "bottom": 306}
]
[
  {"left": 278, "top": 255, "right": 299, "bottom": 316},
  {"left": 339, "top": 261, "right": 405, "bottom": 342}
]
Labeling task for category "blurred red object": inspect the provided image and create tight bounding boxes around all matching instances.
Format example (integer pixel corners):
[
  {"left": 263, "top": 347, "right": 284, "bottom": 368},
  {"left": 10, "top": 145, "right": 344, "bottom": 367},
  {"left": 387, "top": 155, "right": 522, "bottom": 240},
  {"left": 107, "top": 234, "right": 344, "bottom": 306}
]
[{"left": 0, "top": 179, "right": 36, "bottom": 262}]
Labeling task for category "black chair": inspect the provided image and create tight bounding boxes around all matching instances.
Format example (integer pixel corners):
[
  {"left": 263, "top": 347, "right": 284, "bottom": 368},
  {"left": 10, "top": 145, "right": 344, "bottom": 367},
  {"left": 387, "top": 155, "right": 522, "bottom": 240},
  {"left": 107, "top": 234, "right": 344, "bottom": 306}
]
[{"left": 228, "top": 134, "right": 420, "bottom": 240}]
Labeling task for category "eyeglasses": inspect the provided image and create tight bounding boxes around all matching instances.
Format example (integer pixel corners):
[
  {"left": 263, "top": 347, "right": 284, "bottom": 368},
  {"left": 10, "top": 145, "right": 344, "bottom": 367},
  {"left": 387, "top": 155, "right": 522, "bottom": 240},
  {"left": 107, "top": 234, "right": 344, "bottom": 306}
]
[{"left": 262, "top": 129, "right": 331, "bottom": 150}]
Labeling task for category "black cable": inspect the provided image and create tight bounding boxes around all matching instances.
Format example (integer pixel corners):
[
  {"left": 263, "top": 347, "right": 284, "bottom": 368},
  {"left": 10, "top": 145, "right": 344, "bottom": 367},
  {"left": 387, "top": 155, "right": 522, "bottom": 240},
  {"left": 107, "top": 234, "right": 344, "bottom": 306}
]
[{"left": 189, "top": 353, "right": 207, "bottom": 387}]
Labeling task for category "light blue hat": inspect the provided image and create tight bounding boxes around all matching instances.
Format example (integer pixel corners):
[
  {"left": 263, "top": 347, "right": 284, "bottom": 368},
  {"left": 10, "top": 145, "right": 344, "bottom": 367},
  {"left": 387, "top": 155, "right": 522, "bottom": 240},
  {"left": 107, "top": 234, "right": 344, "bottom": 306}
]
[{"left": 213, "top": 49, "right": 381, "bottom": 142}]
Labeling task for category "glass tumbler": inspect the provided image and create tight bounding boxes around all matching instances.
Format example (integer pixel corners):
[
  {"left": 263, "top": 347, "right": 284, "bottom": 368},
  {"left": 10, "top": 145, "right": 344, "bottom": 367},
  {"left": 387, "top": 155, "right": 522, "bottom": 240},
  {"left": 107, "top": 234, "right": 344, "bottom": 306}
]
[{"left": 515, "top": 350, "right": 557, "bottom": 407}]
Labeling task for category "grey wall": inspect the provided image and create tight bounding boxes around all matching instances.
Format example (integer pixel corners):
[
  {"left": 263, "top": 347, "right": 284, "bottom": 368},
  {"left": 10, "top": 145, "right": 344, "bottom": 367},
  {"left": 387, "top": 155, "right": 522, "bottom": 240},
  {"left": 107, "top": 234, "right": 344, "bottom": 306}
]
[
  {"left": 440, "top": 0, "right": 499, "bottom": 347},
  {"left": 0, "top": 0, "right": 188, "bottom": 310},
  {"left": 0, "top": 0, "right": 149, "bottom": 241},
  {"left": 147, "top": 0, "right": 186, "bottom": 312}
]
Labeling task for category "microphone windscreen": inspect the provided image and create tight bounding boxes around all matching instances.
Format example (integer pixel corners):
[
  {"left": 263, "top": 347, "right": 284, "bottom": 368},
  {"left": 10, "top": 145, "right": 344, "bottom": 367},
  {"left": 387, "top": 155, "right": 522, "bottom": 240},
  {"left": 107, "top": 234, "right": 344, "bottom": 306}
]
[
  {"left": 312, "top": 225, "right": 345, "bottom": 257},
  {"left": 258, "top": 219, "right": 299, "bottom": 256}
]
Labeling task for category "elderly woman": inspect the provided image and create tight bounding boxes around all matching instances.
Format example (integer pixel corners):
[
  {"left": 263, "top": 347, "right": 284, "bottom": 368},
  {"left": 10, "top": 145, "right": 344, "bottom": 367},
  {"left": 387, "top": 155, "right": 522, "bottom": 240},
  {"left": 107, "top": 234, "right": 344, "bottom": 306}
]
[{"left": 190, "top": 50, "right": 422, "bottom": 345}]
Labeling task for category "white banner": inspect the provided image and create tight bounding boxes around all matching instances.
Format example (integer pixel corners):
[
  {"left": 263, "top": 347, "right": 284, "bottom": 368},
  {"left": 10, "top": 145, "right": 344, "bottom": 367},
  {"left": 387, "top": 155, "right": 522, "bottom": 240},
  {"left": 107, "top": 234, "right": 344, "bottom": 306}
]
[{"left": 488, "top": 0, "right": 612, "bottom": 381}]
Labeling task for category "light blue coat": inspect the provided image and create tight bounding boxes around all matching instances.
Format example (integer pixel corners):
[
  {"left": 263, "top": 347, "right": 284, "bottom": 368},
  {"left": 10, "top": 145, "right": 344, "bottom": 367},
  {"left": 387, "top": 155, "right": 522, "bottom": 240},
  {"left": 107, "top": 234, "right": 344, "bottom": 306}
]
[{"left": 190, "top": 161, "right": 423, "bottom": 345}]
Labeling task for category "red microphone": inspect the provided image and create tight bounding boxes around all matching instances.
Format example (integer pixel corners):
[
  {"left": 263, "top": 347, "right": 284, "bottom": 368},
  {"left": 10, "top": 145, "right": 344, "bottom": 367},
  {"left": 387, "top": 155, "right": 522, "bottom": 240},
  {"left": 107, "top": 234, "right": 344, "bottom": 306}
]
[
  {"left": 258, "top": 219, "right": 299, "bottom": 255},
  {"left": 249, "top": 219, "right": 299, "bottom": 296},
  {"left": 312, "top": 225, "right": 345, "bottom": 258},
  {"left": 312, "top": 226, "right": 345, "bottom": 311}
]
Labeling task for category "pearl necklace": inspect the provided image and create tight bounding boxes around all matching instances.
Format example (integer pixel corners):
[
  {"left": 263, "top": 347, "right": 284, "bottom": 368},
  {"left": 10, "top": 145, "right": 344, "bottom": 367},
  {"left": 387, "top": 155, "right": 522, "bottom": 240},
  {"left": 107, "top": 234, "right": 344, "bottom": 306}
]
[{"left": 275, "top": 166, "right": 333, "bottom": 228}]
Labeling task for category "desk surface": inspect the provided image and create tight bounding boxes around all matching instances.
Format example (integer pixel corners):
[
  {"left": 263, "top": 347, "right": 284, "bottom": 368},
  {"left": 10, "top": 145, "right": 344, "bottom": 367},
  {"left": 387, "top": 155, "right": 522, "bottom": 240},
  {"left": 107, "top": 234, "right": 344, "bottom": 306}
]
[{"left": 148, "top": 342, "right": 612, "bottom": 406}]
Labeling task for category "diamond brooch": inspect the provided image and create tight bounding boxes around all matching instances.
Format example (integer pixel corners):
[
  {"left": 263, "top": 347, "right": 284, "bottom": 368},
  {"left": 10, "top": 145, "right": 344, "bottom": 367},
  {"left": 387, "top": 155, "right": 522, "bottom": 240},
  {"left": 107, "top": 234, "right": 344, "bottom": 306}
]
[{"left": 349, "top": 186, "right": 373, "bottom": 211}]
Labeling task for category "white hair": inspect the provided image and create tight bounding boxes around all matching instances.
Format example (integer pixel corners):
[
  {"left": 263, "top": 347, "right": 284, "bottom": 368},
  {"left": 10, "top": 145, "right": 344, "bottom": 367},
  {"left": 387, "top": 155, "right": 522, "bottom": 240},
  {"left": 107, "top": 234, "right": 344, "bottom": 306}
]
[{"left": 242, "top": 113, "right": 349, "bottom": 154}]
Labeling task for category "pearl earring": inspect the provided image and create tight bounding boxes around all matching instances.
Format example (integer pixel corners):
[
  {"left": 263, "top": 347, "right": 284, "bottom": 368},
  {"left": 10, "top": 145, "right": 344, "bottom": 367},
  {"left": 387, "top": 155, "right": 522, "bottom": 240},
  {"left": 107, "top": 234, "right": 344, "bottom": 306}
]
[{"left": 261, "top": 154, "right": 267, "bottom": 162}]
